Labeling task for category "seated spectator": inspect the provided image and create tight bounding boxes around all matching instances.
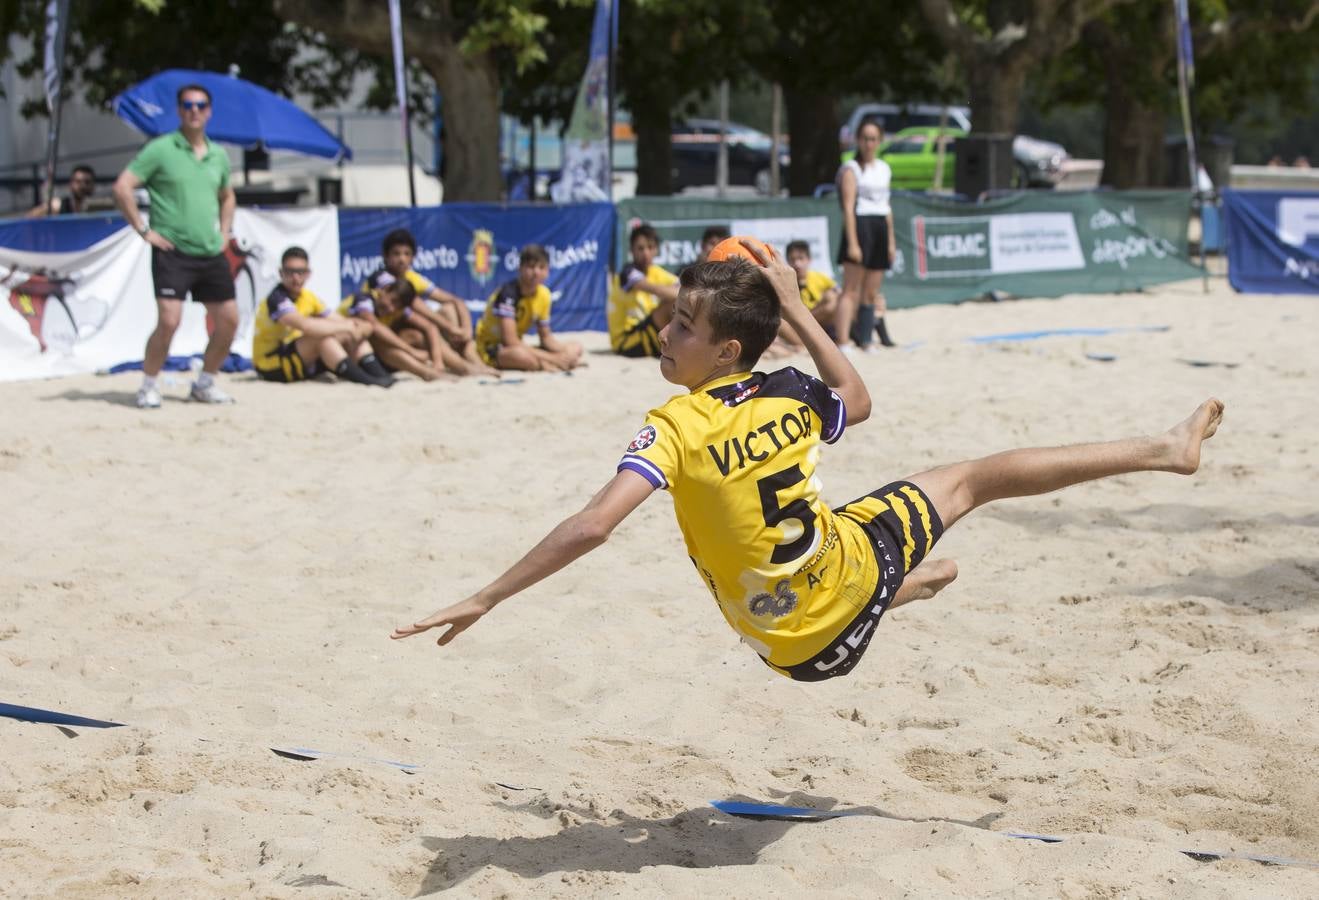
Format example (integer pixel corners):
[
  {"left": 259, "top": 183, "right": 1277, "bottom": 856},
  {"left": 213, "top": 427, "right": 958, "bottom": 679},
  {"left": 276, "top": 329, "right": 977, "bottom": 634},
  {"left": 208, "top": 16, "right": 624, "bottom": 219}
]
[
  {"left": 27, "top": 165, "right": 96, "bottom": 217},
  {"left": 786, "top": 240, "right": 839, "bottom": 334},
  {"left": 697, "top": 225, "right": 731, "bottom": 262},
  {"left": 254, "top": 247, "right": 393, "bottom": 386},
  {"left": 377, "top": 228, "right": 495, "bottom": 376},
  {"left": 475, "top": 244, "right": 583, "bottom": 371},
  {"left": 608, "top": 223, "right": 678, "bottom": 357},
  {"left": 340, "top": 272, "right": 452, "bottom": 381}
]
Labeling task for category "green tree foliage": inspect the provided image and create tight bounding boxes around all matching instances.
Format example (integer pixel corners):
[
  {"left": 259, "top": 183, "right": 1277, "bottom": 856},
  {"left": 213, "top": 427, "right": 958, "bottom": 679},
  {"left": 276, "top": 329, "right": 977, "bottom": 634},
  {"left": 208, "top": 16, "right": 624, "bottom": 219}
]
[
  {"left": 917, "top": 0, "right": 1133, "bottom": 136},
  {"left": 1, "top": 0, "right": 317, "bottom": 116},
  {"left": 750, "top": 0, "right": 954, "bottom": 194},
  {"left": 1036, "top": 0, "right": 1318, "bottom": 185},
  {"left": 614, "top": 0, "right": 772, "bottom": 195},
  {"left": 272, "top": 0, "right": 557, "bottom": 201}
]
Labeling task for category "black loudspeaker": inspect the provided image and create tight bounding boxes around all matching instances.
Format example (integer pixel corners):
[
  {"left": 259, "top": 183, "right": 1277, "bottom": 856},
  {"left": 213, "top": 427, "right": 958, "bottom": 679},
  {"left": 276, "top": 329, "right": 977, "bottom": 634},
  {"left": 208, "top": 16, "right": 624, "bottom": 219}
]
[
  {"left": 954, "top": 133, "right": 1015, "bottom": 197},
  {"left": 318, "top": 178, "right": 343, "bottom": 206}
]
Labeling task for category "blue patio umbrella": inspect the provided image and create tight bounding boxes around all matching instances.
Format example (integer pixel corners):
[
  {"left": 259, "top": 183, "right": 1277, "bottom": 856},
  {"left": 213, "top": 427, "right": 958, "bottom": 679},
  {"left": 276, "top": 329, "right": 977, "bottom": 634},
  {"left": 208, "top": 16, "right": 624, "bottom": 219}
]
[{"left": 111, "top": 69, "right": 351, "bottom": 161}]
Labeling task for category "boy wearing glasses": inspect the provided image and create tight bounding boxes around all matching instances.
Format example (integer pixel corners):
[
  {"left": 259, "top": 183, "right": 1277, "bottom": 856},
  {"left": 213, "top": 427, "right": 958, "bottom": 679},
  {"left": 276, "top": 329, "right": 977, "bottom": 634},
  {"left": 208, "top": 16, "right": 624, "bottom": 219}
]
[
  {"left": 114, "top": 83, "right": 239, "bottom": 408},
  {"left": 253, "top": 247, "right": 393, "bottom": 387}
]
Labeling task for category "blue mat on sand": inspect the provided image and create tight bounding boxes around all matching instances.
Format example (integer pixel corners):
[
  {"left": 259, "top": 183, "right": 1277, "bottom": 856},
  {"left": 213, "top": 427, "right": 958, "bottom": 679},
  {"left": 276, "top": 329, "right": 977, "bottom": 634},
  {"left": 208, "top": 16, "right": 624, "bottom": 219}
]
[
  {"left": 270, "top": 747, "right": 419, "bottom": 772},
  {"left": 710, "top": 801, "right": 1319, "bottom": 870},
  {"left": 106, "top": 352, "right": 252, "bottom": 374},
  {"left": 1, "top": 702, "right": 124, "bottom": 729},
  {"left": 965, "top": 325, "right": 1170, "bottom": 344}
]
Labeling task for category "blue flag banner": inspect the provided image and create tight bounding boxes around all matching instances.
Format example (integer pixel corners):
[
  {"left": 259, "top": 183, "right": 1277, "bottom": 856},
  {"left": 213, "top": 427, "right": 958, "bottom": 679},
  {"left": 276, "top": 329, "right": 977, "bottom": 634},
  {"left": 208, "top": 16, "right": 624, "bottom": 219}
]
[
  {"left": 1222, "top": 190, "right": 1319, "bottom": 294},
  {"left": 337, "top": 203, "right": 613, "bottom": 331},
  {"left": 552, "top": 0, "right": 615, "bottom": 202}
]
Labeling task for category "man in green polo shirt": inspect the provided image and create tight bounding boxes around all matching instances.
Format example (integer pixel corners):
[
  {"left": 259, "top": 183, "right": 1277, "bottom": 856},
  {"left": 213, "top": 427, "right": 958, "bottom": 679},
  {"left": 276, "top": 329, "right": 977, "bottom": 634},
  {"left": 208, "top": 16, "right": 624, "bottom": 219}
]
[{"left": 113, "top": 83, "right": 238, "bottom": 408}]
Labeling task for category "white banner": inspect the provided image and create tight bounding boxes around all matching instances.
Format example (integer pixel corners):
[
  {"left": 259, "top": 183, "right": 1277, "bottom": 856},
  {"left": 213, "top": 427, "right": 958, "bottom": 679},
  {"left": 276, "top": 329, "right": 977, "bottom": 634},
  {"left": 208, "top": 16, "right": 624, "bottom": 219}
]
[
  {"left": 732, "top": 215, "right": 835, "bottom": 279},
  {"left": 0, "top": 207, "right": 340, "bottom": 383}
]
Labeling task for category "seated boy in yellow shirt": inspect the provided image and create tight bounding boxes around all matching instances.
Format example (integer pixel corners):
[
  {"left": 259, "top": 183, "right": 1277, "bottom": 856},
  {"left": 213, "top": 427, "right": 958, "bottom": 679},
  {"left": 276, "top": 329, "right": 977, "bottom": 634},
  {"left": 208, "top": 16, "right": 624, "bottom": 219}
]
[
  {"left": 395, "top": 242, "right": 1225, "bottom": 685},
  {"left": 608, "top": 223, "right": 679, "bottom": 357},
  {"left": 253, "top": 247, "right": 392, "bottom": 386},
  {"left": 474, "top": 244, "right": 583, "bottom": 371}
]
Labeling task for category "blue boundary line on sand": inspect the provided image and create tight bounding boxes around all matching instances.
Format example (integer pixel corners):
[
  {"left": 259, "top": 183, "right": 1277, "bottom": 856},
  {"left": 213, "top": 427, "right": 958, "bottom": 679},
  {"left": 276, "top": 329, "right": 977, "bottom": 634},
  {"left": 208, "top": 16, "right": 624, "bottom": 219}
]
[
  {"left": 710, "top": 800, "right": 1319, "bottom": 870},
  {"left": 1, "top": 702, "right": 124, "bottom": 729}
]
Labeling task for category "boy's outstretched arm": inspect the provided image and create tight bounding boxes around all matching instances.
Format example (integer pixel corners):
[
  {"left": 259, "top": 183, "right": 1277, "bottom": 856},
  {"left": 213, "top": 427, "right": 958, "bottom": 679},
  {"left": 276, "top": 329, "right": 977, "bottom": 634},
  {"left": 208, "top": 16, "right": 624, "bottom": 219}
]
[
  {"left": 741, "top": 241, "right": 871, "bottom": 424},
  {"left": 391, "top": 470, "right": 655, "bottom": 646}
]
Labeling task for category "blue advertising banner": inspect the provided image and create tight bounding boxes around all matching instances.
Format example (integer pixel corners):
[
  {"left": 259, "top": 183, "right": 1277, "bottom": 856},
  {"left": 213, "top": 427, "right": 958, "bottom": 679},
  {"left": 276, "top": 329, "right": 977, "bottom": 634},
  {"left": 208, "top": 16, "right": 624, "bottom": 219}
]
[
  {"left": 1222, "top": 190, "right": 1319, "bottom": 294},
  {"left": 337, "top": 202, "right": 613, "bottom": 331},
  {"left": 0, "top": 214, "right": 125, "bottom": 253}
]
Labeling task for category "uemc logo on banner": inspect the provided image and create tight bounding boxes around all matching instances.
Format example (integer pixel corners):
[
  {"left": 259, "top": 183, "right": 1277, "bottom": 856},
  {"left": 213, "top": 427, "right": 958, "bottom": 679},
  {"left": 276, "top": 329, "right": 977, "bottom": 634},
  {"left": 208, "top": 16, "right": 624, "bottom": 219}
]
[{"left": 912, "top": 216, "right": 990, "bottom": 280}]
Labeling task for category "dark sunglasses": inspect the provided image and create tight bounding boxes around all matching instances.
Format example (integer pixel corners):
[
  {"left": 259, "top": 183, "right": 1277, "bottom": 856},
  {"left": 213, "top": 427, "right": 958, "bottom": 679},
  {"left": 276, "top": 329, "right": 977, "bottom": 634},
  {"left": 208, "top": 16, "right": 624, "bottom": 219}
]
[
  {"left": 281, "top": 267, "right": 311, "bottom": 276},
  {"left": 179, "top": 100, "right": 210, "bottom": 111}
]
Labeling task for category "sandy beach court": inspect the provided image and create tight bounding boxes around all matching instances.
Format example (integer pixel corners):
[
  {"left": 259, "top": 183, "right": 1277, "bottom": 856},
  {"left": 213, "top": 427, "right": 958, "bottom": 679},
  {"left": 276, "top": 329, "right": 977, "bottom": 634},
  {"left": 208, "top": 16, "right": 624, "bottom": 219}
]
[{"left": 2, "top": 276, "right": 1317, "bottom": 897}]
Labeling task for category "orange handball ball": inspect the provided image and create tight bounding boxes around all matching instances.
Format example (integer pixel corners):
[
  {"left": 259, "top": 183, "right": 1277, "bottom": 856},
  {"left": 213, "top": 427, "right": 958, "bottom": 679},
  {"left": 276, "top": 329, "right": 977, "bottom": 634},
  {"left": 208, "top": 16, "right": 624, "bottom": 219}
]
[{"left": 706, "top": 235, "right": 778, "bottom": 264}]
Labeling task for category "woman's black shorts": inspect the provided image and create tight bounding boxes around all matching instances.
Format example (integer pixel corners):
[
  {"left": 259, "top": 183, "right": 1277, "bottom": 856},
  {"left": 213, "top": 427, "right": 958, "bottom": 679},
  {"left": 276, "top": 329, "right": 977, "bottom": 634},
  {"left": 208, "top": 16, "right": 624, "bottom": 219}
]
[{"left": 837, "top": 214, "right": 891, "bottom": 271}]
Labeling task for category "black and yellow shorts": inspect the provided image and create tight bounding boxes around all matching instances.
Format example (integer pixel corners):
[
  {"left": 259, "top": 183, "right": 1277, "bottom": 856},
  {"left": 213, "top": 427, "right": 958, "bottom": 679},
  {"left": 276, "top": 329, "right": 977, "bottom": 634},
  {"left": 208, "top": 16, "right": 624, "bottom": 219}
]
[
  {"left": 612, "top": 313, "right": 662, "bottom": 358},
  {"left": 255, "top": 339, "right": 321, "bottom": 383},
  {"left": 777, "top": 480, "right": 945, "bottom": 682}
]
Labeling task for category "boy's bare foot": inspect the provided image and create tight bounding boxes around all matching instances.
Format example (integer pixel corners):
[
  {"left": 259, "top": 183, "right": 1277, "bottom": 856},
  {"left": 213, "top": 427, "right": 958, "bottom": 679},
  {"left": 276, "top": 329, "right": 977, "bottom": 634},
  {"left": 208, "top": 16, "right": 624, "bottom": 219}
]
[
  {"left": 889, "top": 558, "right": 958, "bottom": 610},
  {"left": 1163, "top": 398, "right": 1225, "bottom": 474}
]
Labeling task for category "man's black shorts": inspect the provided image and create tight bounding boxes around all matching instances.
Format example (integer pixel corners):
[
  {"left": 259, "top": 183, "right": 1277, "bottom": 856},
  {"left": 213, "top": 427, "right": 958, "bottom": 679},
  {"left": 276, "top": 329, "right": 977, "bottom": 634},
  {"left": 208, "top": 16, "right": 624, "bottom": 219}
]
[{"left": 151, "top": 248, "right": 233, "bottom": 303}]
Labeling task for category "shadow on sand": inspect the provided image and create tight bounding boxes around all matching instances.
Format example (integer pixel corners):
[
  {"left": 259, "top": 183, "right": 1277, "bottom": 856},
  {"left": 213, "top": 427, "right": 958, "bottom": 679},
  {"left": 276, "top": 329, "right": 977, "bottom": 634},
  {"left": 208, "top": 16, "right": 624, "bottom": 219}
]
[{"left": 413, "top": 790, "right": 1004, "bottom": 894}]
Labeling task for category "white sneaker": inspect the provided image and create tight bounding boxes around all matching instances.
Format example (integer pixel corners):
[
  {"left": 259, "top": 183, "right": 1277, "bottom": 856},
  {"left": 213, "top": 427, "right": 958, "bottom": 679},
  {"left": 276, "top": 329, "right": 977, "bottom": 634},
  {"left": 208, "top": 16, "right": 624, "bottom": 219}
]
[
  {"left": 189, "top": 380, "right": 235, "bottom": 404},
  {"left": 863, "top": 343, "right": 882, "bottom": 355},
  {"left": 839, "top": 344, "right": 859, "bottom": 356},
  {"left": 136, "top": 385, "right": 162, "bottom": 409}
]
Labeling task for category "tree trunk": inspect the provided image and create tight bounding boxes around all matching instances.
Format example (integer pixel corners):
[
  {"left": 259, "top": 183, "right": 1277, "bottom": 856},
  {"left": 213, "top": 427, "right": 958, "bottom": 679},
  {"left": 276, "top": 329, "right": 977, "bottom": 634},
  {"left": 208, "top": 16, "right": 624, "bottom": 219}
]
[
  {"left": 271, "top": 0, "right": 502, "bottom": 202},
  {"left": 1099, "top": 88, "right": 1167, "bottom": 189},
  {"left": 422, "top": 46, "right": 502, "bottom": 201},
  {"left": 966, "top": 57, "right": 1027, "bottom": 135},
  {"left": 631, "top": 100, "right": 673, "bottom": 196},
  {"left": 783, "top": 89, "right": 839, "bottom": 197},
  {"left": 1089, "top": 11, "right": 1175, "bottom": 189}
]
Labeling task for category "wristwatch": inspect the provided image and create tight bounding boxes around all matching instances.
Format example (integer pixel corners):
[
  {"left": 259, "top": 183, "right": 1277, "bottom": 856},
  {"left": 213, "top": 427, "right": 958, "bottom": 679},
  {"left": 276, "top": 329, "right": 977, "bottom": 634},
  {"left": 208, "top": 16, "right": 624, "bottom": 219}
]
[{"left": 138, "top": 224, "right": 150, "bottom": 238}]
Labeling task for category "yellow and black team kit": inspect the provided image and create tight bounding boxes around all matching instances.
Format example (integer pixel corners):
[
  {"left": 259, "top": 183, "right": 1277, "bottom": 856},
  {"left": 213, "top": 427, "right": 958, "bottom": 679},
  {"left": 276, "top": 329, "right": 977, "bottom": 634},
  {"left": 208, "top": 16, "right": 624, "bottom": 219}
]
[
  {"left": 337, "top": 271, "right": 414, "bottom": 328},
  {"left": 475, "top": 279, "right": 551, "bottom": 365},
  {"left": 608, "top": 262, "right": 678, "bottom": 357},
  {"left": 253, "top": 284, "right": 329, "bottom": 382},
  {"left": 798, "top": 269, "right": 836, "bottom": 311},
  {"left": 618, "top": 368, "right": 944, "bottom": 681}
]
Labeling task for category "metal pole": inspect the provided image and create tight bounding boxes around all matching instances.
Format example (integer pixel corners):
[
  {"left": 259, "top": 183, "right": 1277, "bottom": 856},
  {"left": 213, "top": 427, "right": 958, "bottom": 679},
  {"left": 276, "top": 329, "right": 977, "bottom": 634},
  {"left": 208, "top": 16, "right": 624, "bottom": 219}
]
[
  {"left": 529, "top": 118, "right": 538, "bottom": 201},
  {"left": 41, "top": 0, "right": 72, "bottom": 216},
  {"left": 770, "top": 83, "right": 782, "bottom": 196},
  {"left": 607, "top": 0, "right": 616, "bottom": 202},
  {"left": 388, "top": 0, "right": 417, "bottom": 206},
  {"left": 716, "top": 80, "right": 729, "bottom": 198}
]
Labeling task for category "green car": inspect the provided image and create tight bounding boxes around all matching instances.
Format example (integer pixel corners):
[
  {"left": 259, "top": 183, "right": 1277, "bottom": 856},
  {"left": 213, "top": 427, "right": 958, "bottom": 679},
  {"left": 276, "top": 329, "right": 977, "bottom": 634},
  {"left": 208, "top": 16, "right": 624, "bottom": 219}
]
[
  {"left": 880, "top": 126, "right": 964, "bottom": 189},
  {"left": 842, "top": 126, "right": 965, "bottom": 191}
]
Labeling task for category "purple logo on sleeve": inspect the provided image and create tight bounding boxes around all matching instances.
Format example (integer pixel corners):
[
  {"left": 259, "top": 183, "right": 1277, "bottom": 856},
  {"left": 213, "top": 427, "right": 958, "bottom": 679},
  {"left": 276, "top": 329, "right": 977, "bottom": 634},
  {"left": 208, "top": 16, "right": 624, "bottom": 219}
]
[{"left": 627, "top": 424, "right": 657, "bottom": 452}]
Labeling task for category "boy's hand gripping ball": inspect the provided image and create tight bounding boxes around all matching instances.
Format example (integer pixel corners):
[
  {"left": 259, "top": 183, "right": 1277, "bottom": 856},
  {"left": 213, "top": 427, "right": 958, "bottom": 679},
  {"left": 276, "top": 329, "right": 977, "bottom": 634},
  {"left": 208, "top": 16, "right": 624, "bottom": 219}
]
[{"left": 706, "top": 236, "right": 778, "bottom": 264}]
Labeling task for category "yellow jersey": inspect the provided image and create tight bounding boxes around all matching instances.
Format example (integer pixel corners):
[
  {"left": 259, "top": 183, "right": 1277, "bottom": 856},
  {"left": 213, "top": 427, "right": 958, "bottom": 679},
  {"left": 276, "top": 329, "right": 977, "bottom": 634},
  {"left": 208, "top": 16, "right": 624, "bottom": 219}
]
[
  {"left": 799, "top": 270, "right": 836, "bottom": 311},
  {"left": 618, "top": 367, "right": 903, "bottom": 675},
  {"left": 475, "top": 280, "right": 552, "bottom": 352},
  {"left": 253, "top": 285, "right": 327, "bottom": 361},
  {"left": 608, "top": 263, "right": 678, "bottom": 354},
  {"left": 402, "top": 268, "right": 436, "bottom": 299}
]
